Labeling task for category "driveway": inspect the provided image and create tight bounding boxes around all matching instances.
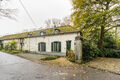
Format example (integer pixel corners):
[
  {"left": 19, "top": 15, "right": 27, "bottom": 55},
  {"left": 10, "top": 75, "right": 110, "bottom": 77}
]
[{"left": 0, "top": 52, "right": 119, "bottom": 80}]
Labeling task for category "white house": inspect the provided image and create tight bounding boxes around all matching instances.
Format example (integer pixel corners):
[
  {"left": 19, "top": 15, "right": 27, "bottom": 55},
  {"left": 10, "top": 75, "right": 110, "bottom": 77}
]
[{"left": 0, "top": 26, "right": 81, "bottom": 56}]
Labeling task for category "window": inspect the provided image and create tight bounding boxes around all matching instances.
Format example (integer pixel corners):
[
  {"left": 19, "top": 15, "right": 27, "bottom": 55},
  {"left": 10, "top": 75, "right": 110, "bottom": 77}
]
[
  {"left": 51, "top": 41, "right": 61, "bottom": 52},
  {"left": 20, "top": 38, "right": 24, "bottom": 44},
  {"left": 40, "top": 32, "right": 46, "bottom": 36},
  {"left": 28, "top": 33, "right": 32, "bottom": 37},
  {"left": 38, "top": 42, "right": 46, "bottom": 52},
  {"left": 55, "top": 29, "right": 60, "bottom": 34}
]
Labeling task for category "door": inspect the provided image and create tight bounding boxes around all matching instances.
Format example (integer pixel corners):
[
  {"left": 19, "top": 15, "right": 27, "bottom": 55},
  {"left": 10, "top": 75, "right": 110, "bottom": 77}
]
[{"left": 66, "top": 41, "right": 71, "bottom": 56}]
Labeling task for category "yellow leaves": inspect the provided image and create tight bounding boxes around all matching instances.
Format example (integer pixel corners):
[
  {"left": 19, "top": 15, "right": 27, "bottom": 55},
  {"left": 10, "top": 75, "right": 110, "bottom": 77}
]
[
  {"left": 82, "top": 71, "right": 87, "bottom": 74},
  {"left": 88, "top": 57, "right": 120, "bottom": 74},
  {"left": 73, "top": 73, "right": 76, "bottom": 77},
  {"left": 58, "top": 70, "right": 62, "bottom": 73},
  {"left": 62, "top": 78, "right": 66, "bottom": 80}
]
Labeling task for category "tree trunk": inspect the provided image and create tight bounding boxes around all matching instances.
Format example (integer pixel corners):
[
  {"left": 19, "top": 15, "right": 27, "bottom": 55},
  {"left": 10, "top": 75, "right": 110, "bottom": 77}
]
[
  {"left": 99, "top": 1, "right": 110, "bottom": 50},
  {"left": 99, "top": 26, "right": 104, "bottom": 50}
]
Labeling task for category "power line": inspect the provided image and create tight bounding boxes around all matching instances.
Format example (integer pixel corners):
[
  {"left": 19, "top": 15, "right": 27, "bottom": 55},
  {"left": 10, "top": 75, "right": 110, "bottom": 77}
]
[{"left": 19, "top": 0, "right": 37, "bottom": 27}]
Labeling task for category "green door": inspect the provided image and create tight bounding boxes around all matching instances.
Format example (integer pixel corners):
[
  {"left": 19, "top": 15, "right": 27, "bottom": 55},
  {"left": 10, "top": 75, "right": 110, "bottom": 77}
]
[{"left": 66, "top": 41, "right": 71, "bottom": 56}]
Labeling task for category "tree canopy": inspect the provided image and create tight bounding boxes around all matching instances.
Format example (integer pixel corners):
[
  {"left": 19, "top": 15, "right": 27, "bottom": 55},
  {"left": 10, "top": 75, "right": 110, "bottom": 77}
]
[{"left": 71, "top": 0, "right": 120, "bottom": 49}]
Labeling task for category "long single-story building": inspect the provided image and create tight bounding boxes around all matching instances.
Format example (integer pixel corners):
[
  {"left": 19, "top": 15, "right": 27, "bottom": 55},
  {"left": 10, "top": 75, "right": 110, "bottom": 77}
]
[{"left": 0, "top": 26, "right": 81, "bottom": 56}]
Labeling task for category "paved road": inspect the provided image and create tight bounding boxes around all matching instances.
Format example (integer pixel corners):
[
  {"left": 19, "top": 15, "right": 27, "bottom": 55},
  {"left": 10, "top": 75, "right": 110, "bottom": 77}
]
[{"left": 0, "top": 52, "right": 119, "bottom": 80}]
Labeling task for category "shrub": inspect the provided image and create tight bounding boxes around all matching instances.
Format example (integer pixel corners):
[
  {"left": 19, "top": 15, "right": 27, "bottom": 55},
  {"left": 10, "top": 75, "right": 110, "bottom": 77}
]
[
  {"left": 82, "top": 41, "right": 101, "bottom": 62},
  {"left": 116, "top": 41, "right": 120, "bottom": 49},
  {"left": 104, "top": 34, "right": 117, "bottom": 49},
  {"left": 23, "top": 50, "right": 29, "bottom": 53},
  {"left": 41, "top": 55, "right": 61, "bottom": 61},
  {"left": 9, "top": 40, "right": 17, "bottom": 50},
  {"left": 1, "top": 49, "right": 6, "bottom": 52},
  {"left": 67, "top": 50, "right": 75, "bottom": 62},
  {"left": 11, "top": 50, "right": 22, "bottom": 54},
  {"left": 5, "top": 44, "right": 9, "bottom": 50},
  {"left": 98, "top": 48, "right": 120, "bottom": 58}
]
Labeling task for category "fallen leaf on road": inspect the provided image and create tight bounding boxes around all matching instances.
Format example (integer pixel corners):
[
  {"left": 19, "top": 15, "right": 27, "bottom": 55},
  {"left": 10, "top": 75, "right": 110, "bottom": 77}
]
[
  {"left": 82, "top": 71, "right": 87, "bottom": 74},
  {"left": 62, "top": 78, "right": 66, "bottom": 80},
  {"left": 58, "top": 70, "right": 62, "bottom": 73},
  {"left": 73, "top": 74, "right": 76, "bottom": 77}
]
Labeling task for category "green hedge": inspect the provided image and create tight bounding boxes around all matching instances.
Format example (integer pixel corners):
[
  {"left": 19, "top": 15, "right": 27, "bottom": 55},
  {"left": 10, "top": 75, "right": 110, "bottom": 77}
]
[
  {"left": 41, "top": 55, "right": 61, "bottom": 61},
  {"left": 82, "top": 41, "right": 101, "bottom": 62},
  {"left": 82, "top": 40, "right": 120, "bottom": 62},
  {"left": 11, "top": 50, "right": 22, "bottom": 54},
  {"left": 99, "top": 49, "right": 120, "bottom": 58},
  {"left": 0, "top": 49, "right": 22, "bottom": 54}
]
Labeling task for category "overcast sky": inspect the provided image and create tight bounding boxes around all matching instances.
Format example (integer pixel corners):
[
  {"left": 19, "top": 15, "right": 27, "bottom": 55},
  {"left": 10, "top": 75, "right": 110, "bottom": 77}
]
[{"left": 0, "top": 0, "right": 72, "bottom": 36}]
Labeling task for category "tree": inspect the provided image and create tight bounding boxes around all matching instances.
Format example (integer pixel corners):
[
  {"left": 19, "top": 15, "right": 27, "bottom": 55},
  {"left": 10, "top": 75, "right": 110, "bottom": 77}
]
[
  {"left": 45, "top": 19, "right": 52, "bottom": 28},
  {"left": 60, "top": 16, "right": 73, "bottom": 26},
  {"left": 9, "top": 40, "right": 17, "bottom": 50},
  {"left": 52, "top": 18, "right": 61, "bottom": 28},
  {"left": 45, "top": 17, "right": 73, "bottom": 28},
  {"left": 0, "top": 0, "right": 16, "bottom": 19},
  {"left": 71, "top": 0, "right": 120, "bottom": 50},
  {"left": 45, "top": 18, "right": 62, "bottom": 28}
]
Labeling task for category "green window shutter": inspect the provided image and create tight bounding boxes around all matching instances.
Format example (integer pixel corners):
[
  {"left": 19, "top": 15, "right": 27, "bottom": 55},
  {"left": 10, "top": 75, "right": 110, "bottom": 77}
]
[
  {"left": 38, "top": 43, "right": 40, "bottom": 51},
  {"left": 59, "top": 42, "right": 61, "bottom": 52},
  {"left": 44, "top": 43, "right": 46, "bottom": 52},
  {"left": 54, "top": 42, "right": 57, "bottom": 51},
  {"left": 51, "top": 42, "right": 53, "bottom": 52},
  {"left": 41, "top": 43, "right": 45, "bottom": 52},
  {"left": 41, "top": 43, "right": 43, "bottom": 51}
]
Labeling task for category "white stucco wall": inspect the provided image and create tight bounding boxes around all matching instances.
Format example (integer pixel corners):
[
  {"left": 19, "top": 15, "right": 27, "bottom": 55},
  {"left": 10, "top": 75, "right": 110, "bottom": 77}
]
[
  {"left": 24, "top": 32, "right": 80, "bottom": 53},
  {"left": 3, "top": 40, "right": 10, "bottom": 48}
]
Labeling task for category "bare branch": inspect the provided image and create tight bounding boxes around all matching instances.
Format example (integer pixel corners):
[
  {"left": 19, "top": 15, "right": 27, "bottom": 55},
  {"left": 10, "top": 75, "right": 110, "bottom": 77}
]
[{"left": 0, "top": 0, "right": 17, "bottom": 20}]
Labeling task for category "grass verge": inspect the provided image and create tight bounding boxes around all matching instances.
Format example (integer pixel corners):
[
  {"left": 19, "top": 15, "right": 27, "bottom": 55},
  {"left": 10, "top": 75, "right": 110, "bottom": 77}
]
[
  {"left": 41, "top": 55, "right": 61, "bottom": 61},
  {"left": 0, "top": 49, "right": 22, "bottom": 54}
]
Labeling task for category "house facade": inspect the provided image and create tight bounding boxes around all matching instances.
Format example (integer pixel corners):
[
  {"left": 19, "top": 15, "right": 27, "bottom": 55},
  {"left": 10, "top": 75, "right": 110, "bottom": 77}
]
[{"left": 0, "top": 26, "right": 81, "bottom": 56}]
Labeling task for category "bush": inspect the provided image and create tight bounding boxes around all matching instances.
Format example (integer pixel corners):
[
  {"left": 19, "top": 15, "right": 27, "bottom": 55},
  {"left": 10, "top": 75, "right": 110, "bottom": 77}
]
[
  {"left": 67, "top": 50, "right": 75, "bottom": 62},
  {"left": 11, "top": 50, "right": 22, "bottom": 54},
  {"left": 5, "top": 44, "right": 9, "bottom": 50},
  {"left": 104, "top": 34, "right": 117, "bottom": 49},
  {"left": 0, "top": 48, "right": 21, "bottom": 54},
  {"left": 1, "top": 49, "right": 6, "bottom": 52},
  {"left": 98, "top": 48, "right": 120, "bottom": 58},
  {"left": 82, "top": 41, "right": 101, "bottom": 62},
  {"left": 9, "top": 40, "right": 17, "bottom": 50},
  {"left": 23, "top": 50, "right": 29, "bottom": 53},
  {"left": 41, "top": 55, "right": 61, "bottom": 61}
]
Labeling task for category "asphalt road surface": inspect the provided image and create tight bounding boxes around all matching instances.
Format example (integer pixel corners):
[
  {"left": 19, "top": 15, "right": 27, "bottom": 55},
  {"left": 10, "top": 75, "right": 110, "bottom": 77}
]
[{"left": 0, "top": 52, "right": 119, "bottom": 80}]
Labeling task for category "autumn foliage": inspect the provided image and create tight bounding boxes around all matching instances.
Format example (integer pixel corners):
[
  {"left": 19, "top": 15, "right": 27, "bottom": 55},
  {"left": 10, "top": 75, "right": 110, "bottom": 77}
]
[{"left": 67, "top": 50, "right": 75, "bottom": 62}]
